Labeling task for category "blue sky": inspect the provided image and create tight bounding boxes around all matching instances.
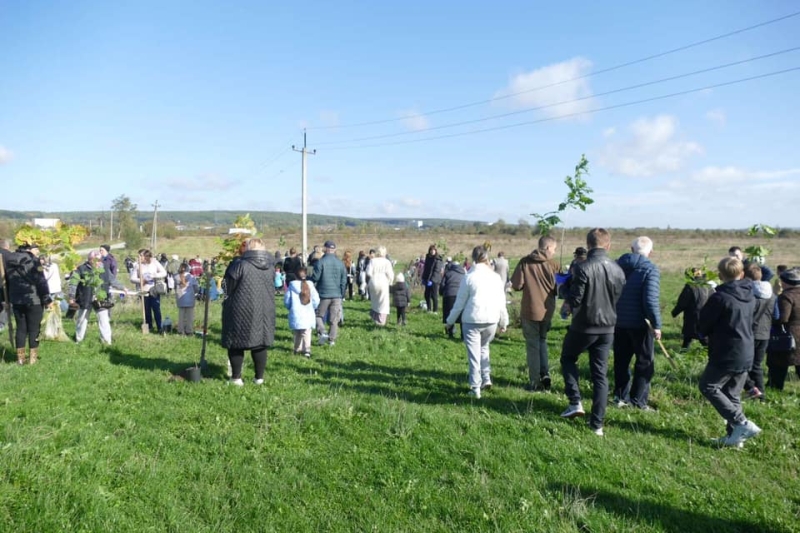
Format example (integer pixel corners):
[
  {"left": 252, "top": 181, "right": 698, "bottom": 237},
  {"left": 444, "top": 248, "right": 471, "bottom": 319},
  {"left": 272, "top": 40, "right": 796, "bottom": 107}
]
[{"left": 1, "top": 0, "right": 799, "bottom": 228}]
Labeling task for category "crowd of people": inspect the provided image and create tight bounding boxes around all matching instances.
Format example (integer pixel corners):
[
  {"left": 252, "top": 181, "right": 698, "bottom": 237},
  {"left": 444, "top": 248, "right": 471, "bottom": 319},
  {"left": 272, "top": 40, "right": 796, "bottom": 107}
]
[{"left": 1, "top": 231, "right": 798, "bottom": 447}]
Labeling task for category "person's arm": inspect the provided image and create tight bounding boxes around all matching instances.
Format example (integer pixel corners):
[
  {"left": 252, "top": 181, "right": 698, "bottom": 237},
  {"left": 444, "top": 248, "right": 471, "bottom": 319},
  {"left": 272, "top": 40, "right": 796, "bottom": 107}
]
[
  {"left": 778, "top": 294, "right": 792, "bottom": 324},
  {"left": 672, "top": 285, "right": 690, "bottom": 317},
  {"left": 510, "top": 262, "right": 524, "bottom": 291},
  {"left": 497, "top": 279, "right": 509, "bottom": 330},
  {"left": 642, "top": 268, "right": 662, "bottom": 330},
  {"left": 311, "top": 284, "right": 320, "bottom": 309},
  {"left": 154, "top": 261, "right": 167, "bottom": 279},
  {"left": 567, "top": 264, "right": 588, "bottom": 310},
  {"left": 283, "top": 288, "right": 292, "bottom": 309},
  {"left": 697, "top": 294, "right": 721, "bottom": 337}
]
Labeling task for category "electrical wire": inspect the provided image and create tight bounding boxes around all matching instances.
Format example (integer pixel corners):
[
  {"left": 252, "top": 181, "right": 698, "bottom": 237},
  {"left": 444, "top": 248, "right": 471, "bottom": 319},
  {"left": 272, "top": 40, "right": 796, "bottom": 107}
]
[
  {"left": 322, "top": 66, "right": 800, "bottom": 150},
  {"left": 315, "top": 46, "right": 800, "bottom": 146},
  {"left": 307, "top": 10, "right": 800, "bottom": 130}
]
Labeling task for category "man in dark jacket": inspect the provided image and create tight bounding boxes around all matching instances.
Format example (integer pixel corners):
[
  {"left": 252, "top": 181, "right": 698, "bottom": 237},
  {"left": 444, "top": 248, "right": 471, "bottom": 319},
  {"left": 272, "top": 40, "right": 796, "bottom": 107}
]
[
  {"left": 671, "top": 270, "right": 714, "bottom": 349},
  {"left": 99, "top": 244, "right": 118, "bottom": 279},
  {"left": 698, "top": 257, "right": 760, "bottom": 447},
  {"left": 612, "top": 236, "right": 661, "bottom": 410},
  {"left": 559, "top": 228, "right": 626, "bottom": 436},
  {"left": 511, "top": 235, "right": 559, "bottom": 391},
  {"left": 421, "top": 245, "right": 445, "bottom": 313},
  {"left": 309, "top": 240, "right": 347, "bottom": 346},
  {"left": 282, "top": 247, "right": 303, "bottom": 284},
  {"left": 69, "top": 250, "right": 126, "bottom": 344},
  {"left": 440, "top": 260, "right": 466, "bottom": 338}
]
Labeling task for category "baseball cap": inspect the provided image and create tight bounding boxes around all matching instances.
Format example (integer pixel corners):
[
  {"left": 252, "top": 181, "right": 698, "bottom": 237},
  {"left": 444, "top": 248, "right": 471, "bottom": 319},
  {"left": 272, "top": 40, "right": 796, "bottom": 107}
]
[{"left": 324, "top": 240, "right": 336, "bottom": 250}]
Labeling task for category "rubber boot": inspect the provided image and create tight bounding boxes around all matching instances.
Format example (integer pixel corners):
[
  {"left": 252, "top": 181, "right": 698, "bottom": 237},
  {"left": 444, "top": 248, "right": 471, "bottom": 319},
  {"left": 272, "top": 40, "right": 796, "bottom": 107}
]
[
  {"left": 29, "top": 348, "right": 38, "bottom": 365},
  {"left": 16, "top": 348, "right": 27, "bottom": 365}
]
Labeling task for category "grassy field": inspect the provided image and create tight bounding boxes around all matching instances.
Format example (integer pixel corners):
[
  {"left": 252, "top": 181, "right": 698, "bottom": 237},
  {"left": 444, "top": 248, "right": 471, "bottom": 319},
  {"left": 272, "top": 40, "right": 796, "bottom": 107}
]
[{"left": 1, "top": 243, "right": 799, "bottom": 532}]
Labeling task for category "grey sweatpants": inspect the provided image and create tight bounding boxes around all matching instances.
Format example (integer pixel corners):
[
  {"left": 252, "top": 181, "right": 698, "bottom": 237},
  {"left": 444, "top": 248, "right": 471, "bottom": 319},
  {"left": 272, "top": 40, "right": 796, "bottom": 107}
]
[{"left": 699, "top": 365, "right": 747, "bottom": 427}]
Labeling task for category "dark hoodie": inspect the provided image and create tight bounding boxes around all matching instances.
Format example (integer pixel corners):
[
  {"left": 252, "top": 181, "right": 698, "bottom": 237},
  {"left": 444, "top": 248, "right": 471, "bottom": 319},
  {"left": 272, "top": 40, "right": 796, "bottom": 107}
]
[
  {"left": 221, "top": 250, "right": 275, "bottom": 349},
  {"left": 615, "top": 253, "right": 661, "bottom": 330},
  {"left": 698, "top": 278, "right": 756, "bottom": 372},
  {"left": 440, "top": 262, "right": 466, "bottom": 298}
]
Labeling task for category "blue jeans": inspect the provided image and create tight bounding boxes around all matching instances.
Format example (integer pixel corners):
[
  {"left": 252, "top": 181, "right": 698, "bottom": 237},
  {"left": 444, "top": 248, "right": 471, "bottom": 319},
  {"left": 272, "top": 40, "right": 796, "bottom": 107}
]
[
  {"left": 144, "top": 295, "right": 162, "bottom": 332},
  {"left": 561, "top": 331, "right": 613, "bottom": 430}
]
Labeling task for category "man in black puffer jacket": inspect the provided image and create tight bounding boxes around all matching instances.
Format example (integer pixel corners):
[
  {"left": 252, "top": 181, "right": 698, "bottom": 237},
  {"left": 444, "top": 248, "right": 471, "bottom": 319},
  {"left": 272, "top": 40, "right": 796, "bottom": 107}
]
[
  {"left": 612, "top": 236, "right": 661, "bottom": 410},
  {"left": 559, "top": 228, "right": 626, "bottom": 436}
]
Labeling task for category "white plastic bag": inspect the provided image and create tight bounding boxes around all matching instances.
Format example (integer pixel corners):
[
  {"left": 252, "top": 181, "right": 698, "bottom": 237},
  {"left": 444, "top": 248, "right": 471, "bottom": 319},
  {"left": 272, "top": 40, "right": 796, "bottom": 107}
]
[{"left": 42, "top": 306, "right": 69, "bottom": 342}]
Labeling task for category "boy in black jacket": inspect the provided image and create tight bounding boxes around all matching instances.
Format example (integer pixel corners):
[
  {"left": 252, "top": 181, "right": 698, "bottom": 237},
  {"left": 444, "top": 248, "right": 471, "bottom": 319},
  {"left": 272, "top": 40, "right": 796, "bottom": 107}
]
[{"left": 698, "top": 257, "right": 761, "bottom": 447}]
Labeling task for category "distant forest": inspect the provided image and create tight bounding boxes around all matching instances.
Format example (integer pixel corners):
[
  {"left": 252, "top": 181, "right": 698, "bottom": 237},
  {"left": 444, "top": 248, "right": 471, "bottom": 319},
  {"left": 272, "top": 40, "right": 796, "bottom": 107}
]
[{"left": 0, "top": 209, "right": 476, "bottom": 230}]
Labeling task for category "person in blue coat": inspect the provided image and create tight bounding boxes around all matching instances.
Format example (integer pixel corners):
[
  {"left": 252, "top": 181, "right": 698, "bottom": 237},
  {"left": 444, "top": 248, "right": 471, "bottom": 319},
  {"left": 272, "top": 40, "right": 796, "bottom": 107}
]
[
  {"left": 613, "top": 236, "right": 661, "bottom": 410},
  {"left": 284, "top": 266, "right": 320, "bottom": 358}
]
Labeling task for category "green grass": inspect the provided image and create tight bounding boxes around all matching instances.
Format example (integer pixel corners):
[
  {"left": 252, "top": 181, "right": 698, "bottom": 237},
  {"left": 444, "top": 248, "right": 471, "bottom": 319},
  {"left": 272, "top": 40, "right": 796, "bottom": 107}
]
[{"left": 1, "top": 272, "right": 799, "bottom": 532}]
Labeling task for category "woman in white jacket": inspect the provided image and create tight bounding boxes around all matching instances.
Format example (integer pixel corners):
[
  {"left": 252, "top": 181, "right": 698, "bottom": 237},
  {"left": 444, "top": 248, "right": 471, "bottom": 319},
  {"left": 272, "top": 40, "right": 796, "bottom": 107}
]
[
  {"left": 446, "top": 245, "right": 509, "bottom": 398},
  {"left": 129, "top": 250, "right": 168, "bottom": 333},
  {"left": 366, "top": 246, "right": 394, "bottom": 326}
]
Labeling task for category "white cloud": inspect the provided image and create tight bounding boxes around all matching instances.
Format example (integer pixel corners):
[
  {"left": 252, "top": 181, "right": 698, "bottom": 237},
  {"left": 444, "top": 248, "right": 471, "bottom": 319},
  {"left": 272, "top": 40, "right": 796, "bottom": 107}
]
[
  {"left": 602, "top": 127, "right": 616, "bottom": 138},
  {"left": 598, "top": 115, "right": 704, "bottom": 177},
  {"left": 399, "top": 196, "right": 423, "bottom": 208},
  {"left": 691, "top": 166, "right": 800, "bottom": 186},
  {"left": 319, "top": 110, "right": 339, "bottom": 128},
  {"left": 398, "top": 109, "right": 430, "bottom": 132},
  {"left": 494, "top": 57, "right": 594, "bottom": 118},
  {"left": 705, "top": 109, "right": 726, "bottom": 126},
  {"left": 166, "top": 174, "right": 238, "bottom": 191},
  {"left": 0, "top": 145, "right": 13, "bottom": 164}
]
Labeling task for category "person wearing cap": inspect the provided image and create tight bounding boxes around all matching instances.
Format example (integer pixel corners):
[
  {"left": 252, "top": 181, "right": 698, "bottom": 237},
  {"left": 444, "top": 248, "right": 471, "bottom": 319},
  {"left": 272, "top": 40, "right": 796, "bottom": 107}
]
[
  {"left": 99, "top": 244, "right": 118, "bottom": 279},
  {"left": 768, "top": 267, "right": 800, "bottom": 389},
  {"left": 309, "top": 240, "right": 347, "bottom": 346},
  {"left": 5, "top": 243, "right": 52, "bottom": 364}
]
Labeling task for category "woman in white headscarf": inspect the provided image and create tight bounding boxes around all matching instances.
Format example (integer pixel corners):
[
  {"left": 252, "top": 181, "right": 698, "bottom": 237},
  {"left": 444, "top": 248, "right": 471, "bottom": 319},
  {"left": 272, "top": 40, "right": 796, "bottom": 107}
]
[{"left": 366, "top": 246, "right": 394, "bottom": 326}]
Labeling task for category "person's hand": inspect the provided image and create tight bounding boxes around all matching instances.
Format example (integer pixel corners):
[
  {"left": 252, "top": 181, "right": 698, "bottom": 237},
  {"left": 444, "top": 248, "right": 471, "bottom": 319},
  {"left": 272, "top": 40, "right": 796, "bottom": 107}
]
[
  {"left": 499, "top": 326, "right": 507, "bottom": 334},
  {"left": 654, "top": 329, "right": 662, "bottom": 341}
]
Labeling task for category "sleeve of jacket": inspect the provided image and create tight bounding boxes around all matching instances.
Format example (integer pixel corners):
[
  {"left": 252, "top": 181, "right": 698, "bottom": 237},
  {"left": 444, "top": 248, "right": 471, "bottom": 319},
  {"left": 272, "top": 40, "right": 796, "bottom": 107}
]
[
  {"left": 497, "top": 279, "right": 509, "bottom": 329},
  {"left": 311, "top": 284, "right": 320, "bottom": 309},
  {"left": 283, "top": 289, "right": 292, "bottom": 310},
  {"left": 446, "top": 276, "right": 470, "bottom": 326},
  {"left": 642, "top": 267, "right": 662, "bottom": 329},
  {"left": 567, "top": 264, "right": 588, "bottom": 310},
  {"left": 34, "top": 267, "right": 52, "bottom": 305},
  {"left": 672, "top": 285, "right": 690, "bottom": 317},
  {"left": 340, "top": 263, "right": 348, "bottom": 297},
  {"left": 309, "top": 260, "right": 322, "bottom": 284},
  {"left": 778, "top": 293, "right": 792, "bottom": 324},
  {"left": 223, "top": 261, "right": 241, "bottom": 300},
  {"left": 510, "top": 262, "right": 524, "bottom": 291},
  {"left": 697, "top": 293, "right": 722, "bottom": 337}
]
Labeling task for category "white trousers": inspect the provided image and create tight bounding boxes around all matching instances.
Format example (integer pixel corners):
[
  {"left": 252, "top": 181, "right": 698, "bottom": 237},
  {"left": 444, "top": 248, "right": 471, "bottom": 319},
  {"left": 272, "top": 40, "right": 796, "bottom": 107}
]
[
  {"left": 463, "top": 322, "right": 497, "bottom": 390},
  {"left": 75, "top": 308, "right": 112, "bottom": 344}
]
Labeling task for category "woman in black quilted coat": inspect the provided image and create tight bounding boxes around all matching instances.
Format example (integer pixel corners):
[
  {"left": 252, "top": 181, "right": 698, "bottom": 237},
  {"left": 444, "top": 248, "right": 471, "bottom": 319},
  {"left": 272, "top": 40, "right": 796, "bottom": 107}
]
[{"left": 221, "top": 238, "right": 275, "bottom": 385}]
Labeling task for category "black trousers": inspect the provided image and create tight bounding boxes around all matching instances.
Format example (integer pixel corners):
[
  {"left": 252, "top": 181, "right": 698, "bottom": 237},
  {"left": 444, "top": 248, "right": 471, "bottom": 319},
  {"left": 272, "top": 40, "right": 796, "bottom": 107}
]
[
  {"left": 396, "top": 306, "right": 407, "bottom": 325},
  {"left": 228, "top": 347, "right": 268, "bottom": 380},
  {"left": 14, "top": 304, "right": 44, "bottom": 349},
  {"left": 745, "top": 339, "right": 768, "bottom": 393},
  {"left": 561, "top": 330, "right": 613, "bottom": 430},
  {"left": 424, "top": 283, "right": 439, "bottom": 312},
  {"left": 767, "top": 364, "right": 800, "bottom": 390},
  {"left": 613, "top": 327, "right": 655, "bottom": 407}
]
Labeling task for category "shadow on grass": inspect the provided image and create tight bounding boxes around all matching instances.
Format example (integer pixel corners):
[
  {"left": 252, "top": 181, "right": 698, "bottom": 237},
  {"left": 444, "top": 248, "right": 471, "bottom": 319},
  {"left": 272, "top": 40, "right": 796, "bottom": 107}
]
[
  {"left": 106, "top": 346, "right": 228, "bottom": 380},
  {"left": 300, "top": 358, "right": 565, "bottom": 417},
  {"left": 545, "top": 482, "right": 788, "bottom": 533}
]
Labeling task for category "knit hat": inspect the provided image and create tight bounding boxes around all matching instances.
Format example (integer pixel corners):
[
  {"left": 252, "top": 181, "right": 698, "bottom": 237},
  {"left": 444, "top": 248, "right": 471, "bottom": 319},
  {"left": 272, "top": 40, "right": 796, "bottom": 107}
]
[
  {"left": 100, "top": 244, "right": 111, "bottom": 253},
  {"left": 780, "top": 267, "right": 800, "bottom": 286}
]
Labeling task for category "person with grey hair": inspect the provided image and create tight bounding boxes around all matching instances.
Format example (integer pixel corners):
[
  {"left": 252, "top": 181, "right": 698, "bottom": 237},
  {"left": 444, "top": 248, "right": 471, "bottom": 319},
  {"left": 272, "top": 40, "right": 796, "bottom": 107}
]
[
  {"left": 446, "top": 245, "right": 509, "bottom": 399},
  {"left": 69, "top": 250, "right": 127, "bottom": 344},
  {"left": 612, "top": 236, "right": 661, "bottom": 410}
]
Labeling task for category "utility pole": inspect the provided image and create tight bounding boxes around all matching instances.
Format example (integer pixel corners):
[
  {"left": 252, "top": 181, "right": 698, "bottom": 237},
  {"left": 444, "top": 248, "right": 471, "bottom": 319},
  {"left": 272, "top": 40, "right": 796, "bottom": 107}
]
[
  {"left": 292, "top": 130, "right": 316, "bottom": 262},
  {"left": 109, "top": 209, "right": 113, "bottom": 242},
  {"left": 151, "top": 200, "right": 160, "bottom": 254}
]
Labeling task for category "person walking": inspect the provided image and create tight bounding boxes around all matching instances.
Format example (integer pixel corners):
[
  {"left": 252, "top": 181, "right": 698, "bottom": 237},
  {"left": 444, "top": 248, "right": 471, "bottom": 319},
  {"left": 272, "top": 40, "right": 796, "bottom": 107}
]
[
  {"left": 367, "top": 246, "right": 395, "bottom": 326},
  {"left": 5, "top": 243, "right": 53, "bottom": 364},
  {"left": 511, "top": 235, "right": 560, "bottom": 392},
  {"left": 494, "top": 251, "right": 510, "bottom": 286},
  {"left": 284, "top": 266, "right": 319, "bottom": 358},
  {"left": 446, "top": 246, "right": 509, "bottom": 399},
  {"left": 612, "top": 236, "right": 662, "bottom": 410},
  {"left": 742, "top": 263, "right": 775, "bottom": 400},
  {"left": 422, "top": 245, "right": 445, "bottom": 313},
  {"left": 221, "top": 238, "right": 276, "bottom": 385},
  {"left": 559, "top": 228, "right": 626, "bottom": 436},
  {"left": 440, "top": 259, "right": 466, "bottom": 339},
  {"left": 283, "top": 247, "right": 303, "bottom": 285},
  {"left": 309, "top": 240, "right": 346, "bottom": 346},
  {"left": 343, "top": 250, "right": 356, "bottom": 301},
  {"left": 671, "top": 269, "right": 715, "bottom": 349},
  {"left": 768, "top": 267, "right": 800, "bottom": 390},
  {"left": 174, "top": 263, "right": 199, "bottom": 336}
]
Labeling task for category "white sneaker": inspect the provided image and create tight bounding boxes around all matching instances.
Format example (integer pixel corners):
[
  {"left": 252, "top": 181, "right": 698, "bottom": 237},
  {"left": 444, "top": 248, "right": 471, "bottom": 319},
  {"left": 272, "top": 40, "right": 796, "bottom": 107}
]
[
  {"left": 254, "top": 378, "right": 264, "bottom": 385},
  {"left": 560, "top": 403, "right": 585, "bottom": 418},
  {"left": 468, "top": 388, "right": 481, "bottom": 399},
  {"left": 226, "top": 360, "right": 233, "bottom": 378},
  {"left": 229, "top": 378, "right": 244, "bottom": 386},
  {"left": 329, "top": 341, "right": 335, "bottom": 347},
  {"left": 727, "top": 420, "right": 761, "bottom": 445},
  {"left": 304, "top": 352, "right": 311, "bottom": 359},
  {"left": 712, "top": 435, "right": 743, "bottom": 449},
  {"left": 318, "top": 334, "right": 330, "bottom": 346},
  {"left": 592, "top": 427, "right": 604, "bottom": 437}
]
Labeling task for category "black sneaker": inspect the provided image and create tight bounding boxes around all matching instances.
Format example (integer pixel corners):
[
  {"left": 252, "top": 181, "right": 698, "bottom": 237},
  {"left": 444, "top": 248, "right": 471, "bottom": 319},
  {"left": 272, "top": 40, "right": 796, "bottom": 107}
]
[{"left": 541, "top": 374, "right": 552, "bottom": 390}]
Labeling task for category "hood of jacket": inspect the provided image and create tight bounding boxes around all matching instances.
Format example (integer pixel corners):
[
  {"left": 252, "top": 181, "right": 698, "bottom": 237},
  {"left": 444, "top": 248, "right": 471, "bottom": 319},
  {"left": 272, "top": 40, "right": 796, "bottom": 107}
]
[
  {"left": 715, "top": 278, "right": 755, "bottom": 304},
  {"left": 752, "top": 280, "right": 773, "bottom": 299},
  {"left": 617, "top": 252, "right": 653, "bottom": 276},
  {"left": 240, "top": 250, "right": 272, "bottom": 271},
  {"left": 446, "top": 262, "right": 465, "bottom": 275},
  {"left": 520, "top": 249, "right": 552, "bottom": 265}
]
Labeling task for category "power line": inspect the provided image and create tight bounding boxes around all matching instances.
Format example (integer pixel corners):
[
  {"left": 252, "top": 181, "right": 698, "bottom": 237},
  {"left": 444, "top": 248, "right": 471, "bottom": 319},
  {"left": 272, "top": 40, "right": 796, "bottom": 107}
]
[
  {"left": 323, "top": 66, "right": 800, "bottom": 150},
  {"left": 266, "top": 159, "right": 300, "bottom": 181},
  {"left": 308, "top": 10, "right": 800, "bottom": 130},
  {"left": 316, "top": 46, "right": 800, "bottom": 146}
]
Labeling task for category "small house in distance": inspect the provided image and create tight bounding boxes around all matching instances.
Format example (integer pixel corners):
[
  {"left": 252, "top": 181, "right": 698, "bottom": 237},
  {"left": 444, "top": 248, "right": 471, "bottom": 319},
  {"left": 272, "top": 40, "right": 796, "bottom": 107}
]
[
  {"left": 228, "top": 228, "right": 254, "bottom": 235},
  {"left": 34, "top": 218, "right": 60, "bottom": 229}
]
